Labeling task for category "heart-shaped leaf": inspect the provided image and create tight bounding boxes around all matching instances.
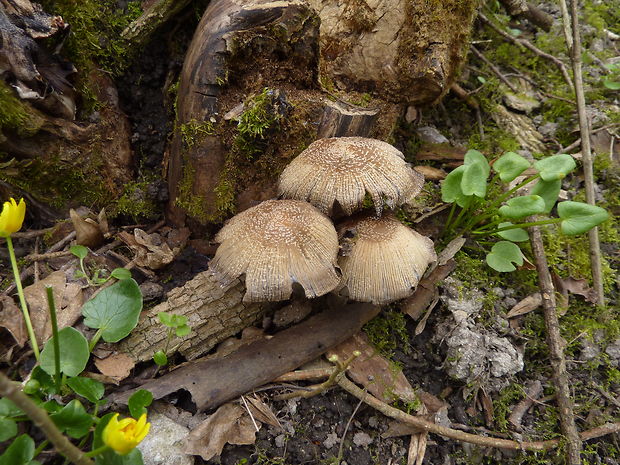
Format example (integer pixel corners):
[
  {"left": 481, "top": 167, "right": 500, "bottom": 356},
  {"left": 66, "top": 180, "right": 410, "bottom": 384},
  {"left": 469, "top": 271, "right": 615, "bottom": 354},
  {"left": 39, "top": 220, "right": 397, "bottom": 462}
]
[
  {"left": 40, "top": 327, "right": 89, "bottom": 377},
  {"left": 534, "top": 154, "right": 576, "bottom": 181},
  {"left": 558, "top": 201, "right": 609, "bottom": 235},
  {"left": 82, "top": 278, "right": 143, "bottom": 343},
  {"left": 499, "top": 195, "right": 546, "bottom": 219},
  {"left": 0, "top": 418, "right": 17, "bottom": 441},
  {"left": 111, "top": 268, "right": 132, "bottom": 280},
  {"left": 493, "top": 152, "right": 531, "bottom": 182},
  {"left": 128, "top": 389, "right": 153, "bottom": 419},
  {"left": 461, "top": 161, "right": 488, "bottom": 198},
  {"left": 464, "top": 149, "right": 491, "bottom": 177},
  {"left": 70, "top": 245, "right": 88, "bottom": 260},
  {"left": 0, "top": 434, "right": 34, "bottom": 465},
  {"left": 50, "top": 399, "right": 93, "bottom": 439},
  {"left": 67, "top": 377, "right": 105, "bottom": 403},
  {"left": 486, "top": 241, "right": 524, "bottom": 272},
  {"left": 496, "top": 222, "right": 530, "bottom": 242},
  {"left": 442, "top": 166, "right": 473, "bottom": 208},
  {"left": 530, "top": 178, "right": 561, "bottom": 213}
]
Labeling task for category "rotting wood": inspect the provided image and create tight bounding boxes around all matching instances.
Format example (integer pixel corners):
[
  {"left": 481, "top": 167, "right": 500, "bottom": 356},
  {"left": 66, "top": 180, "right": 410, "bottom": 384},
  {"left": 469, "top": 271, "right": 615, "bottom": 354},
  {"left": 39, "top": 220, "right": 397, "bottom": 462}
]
[
  {"left": 110, "top": 302, "right": 380, "bottom": 410},
  {"left": 118, "top": 272, "right": 266, "bottom": 363},
  {"left": 317, "top": 100, "right": 379, "bottom": 138}
]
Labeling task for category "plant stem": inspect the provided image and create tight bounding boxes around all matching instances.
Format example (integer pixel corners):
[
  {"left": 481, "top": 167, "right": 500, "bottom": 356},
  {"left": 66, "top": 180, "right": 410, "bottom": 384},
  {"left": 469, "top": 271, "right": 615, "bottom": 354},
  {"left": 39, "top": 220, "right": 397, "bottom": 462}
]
[
  {"left": 444, "top": 202, "right": 457, "bottom": 232},
  {"left": 473, "top": 218, "right": 562, "bottom": 236},
  {"left": 88, "top": 329, "right": 104, "bottom": 352},
  {"left": 33, "top": 439, "right": 50, "bottom": 458},
  {"left": 7, "top": 236, "right": 40, "bottom": 360},
  {"left": 46, "top": 286, "right": 62, "bottom": 391},
  {"left": 84, "top": 445, "right": 110, "bottom": 458}
]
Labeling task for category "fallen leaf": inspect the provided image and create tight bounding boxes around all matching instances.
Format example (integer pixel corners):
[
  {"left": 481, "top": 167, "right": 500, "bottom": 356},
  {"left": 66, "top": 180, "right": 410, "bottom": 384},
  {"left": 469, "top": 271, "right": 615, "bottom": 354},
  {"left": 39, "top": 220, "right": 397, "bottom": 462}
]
[
  {"left": 400, "top": 260, "right": 456, "bottom": 321},
  {"left": 327, "top": 332, "right": 416, "bottom": 403},
  {"left": 437, "top": 237, "right": 466, "bottom": 266},
  {"left": 70, "top": 209, "right": 104, "bottom": 248},
  {"left": 415, "top": 143, "right": 466, "bottom": 161},
  {"left": 557, "top": 276, "right": 597, "bottom": 303},
  {"left": 413, "top": 165, "right": 446, "bottom": 181},
  {"left": 183, "top": 403, "right": 257, "bottom": 461},
  {"left": 94, "top": 352, "right": 135, "bottom": 382},
  {"left": 0, "top": 295, "right": 27, "bottom": 346},
  {"left": 506, "top": 293, "right": 542, "bottom": 318},
  {"left": 119, "top": 227, "right": 189, "bottom": 270},
  {"left": 244, "top": 395, "right": 282, "bottom": 429},
  {"left": 23, "top": 271, "right": 84, "bottom": 344}
]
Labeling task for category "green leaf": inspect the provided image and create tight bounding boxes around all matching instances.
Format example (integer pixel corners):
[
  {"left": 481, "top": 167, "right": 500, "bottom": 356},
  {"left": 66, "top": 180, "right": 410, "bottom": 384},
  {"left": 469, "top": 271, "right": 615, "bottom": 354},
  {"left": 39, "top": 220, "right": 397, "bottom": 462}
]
[
  {"left": 499, "top": 195, "right": 546, "bottom": 219},
  {"left": 67, "top": 377, "right": 105, "bottom": 403},
  {"left": 111, "top": 268, "right": 132, "bottom": 280},
  {"left": 486, "top": 241, "right": 524, "bottom": 272},
  {"left": 442, "top": 166, "right": 473, "bottom": 208},
  {"left": 50, "top": 399, "right": 93, "bottom": 439},
  {"left": 30, "top": 366, "right": 57, "bottom": 395},
  {"left": 477, "top": 76, "right": 486, "bottom": 84},
  {"left": 461, "top": 162, "right": 488, "bottom": 198},
  {"left": 128, "top": 389, "right": 153, "bottom": 419},
  {"left": 558, "top": 201, "right": 609, "bottom": 235},
  {"left": 0, "top": 434, "right": 34, "bottom": 465},
  {"left": 0, "top": 398, "right": 22, "bottom": 417},
  {"left": 82, "top": 279, "right": 143, "bottom": 343},
  {"left": 464, "top": 149, "right": 490, "bottom": 177},
  {"left": 603, "top": 79, "right": 620, "bottom": 90},
  {"left": 70, "top": 245, "right": 89, "bottom": 260},
  {"left": 496, "top": 222, "right": 529, "bottom": 242},
  {"left": 530, "top": 178, "right": 561, "bottom": 213},
  {"left": 157, "top": 312, "right": 173, "bottom": 327},
  {"left": 493, "top": 152, "right": 531, "bottom": 182},
  {"left": 0, "top": 418, "right": 17, "bottom": 441},
  {"left": 153, "top": 350, "right": 168, "bottom": 366},
  {"left": 534, "top": 154, "right": 576, "bottom": 181},
  {"left": 160, "top": 313, "right": 188, "bottom": 328},
  {"left": 40, "top": 327, "right": 89, "bottom": 377},
  {"left": 175, "top": 324, "right": 191, "bottom": 337}
]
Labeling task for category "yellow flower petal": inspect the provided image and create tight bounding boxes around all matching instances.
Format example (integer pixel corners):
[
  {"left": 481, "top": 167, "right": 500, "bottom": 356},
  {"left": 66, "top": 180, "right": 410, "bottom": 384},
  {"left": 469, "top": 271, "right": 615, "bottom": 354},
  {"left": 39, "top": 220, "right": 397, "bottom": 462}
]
[
  {"left": 0, "top": 198, "right": 26, "bottom": 237},
  {"left": 102, "top": 412, "right": 150, "bottom": 455}
]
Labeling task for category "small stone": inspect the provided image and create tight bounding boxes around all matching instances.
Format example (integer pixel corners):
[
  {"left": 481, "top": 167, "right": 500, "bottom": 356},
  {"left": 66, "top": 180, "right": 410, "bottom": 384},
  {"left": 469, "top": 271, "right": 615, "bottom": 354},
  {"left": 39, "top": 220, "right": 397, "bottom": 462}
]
[
  {"left": 352, "top": 432, "right": 373, "bottom": 448},
  {"left": 323, "top": 432, "right": 339, "bottom": 449},
  {"left": 140, "top": 282, "right": 164, "bottom": 301},
  {"left": 415, "top": 126, "right": 449, "bottom": 144},
  {"left": 275, "top": 434, "right": 287, "bottom": 448},
  {"left": 503, "top": 91, "right": 540, "bottom": 113},
  {"left": 137, "top": 413, "right": 193, "bottom": 465}
]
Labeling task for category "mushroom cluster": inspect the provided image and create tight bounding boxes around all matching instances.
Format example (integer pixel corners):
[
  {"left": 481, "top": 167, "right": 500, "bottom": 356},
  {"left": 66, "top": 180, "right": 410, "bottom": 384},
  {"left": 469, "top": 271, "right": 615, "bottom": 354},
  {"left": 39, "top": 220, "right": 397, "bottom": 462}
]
[{"left": 209, "top": 136, "right": 436, "bottom": 304}]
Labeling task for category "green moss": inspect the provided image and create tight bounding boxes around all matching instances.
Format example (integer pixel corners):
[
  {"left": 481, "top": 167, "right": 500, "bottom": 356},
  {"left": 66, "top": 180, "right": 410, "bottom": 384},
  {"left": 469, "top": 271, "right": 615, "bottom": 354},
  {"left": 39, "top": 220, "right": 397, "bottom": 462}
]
[
  {"left": 113, "top": 180, "right": 158, "bottom": 220},
  {"left": 180, "top": 119, "right": 215, "bottom": 148},
  {"left": 364, "top": 310, "right": 411, "bottom": 360},
  {"left": 176, "top": 162, "right": 209, "bottom": 222},
  {"left": 233, "top": 88, "right": 283, "bottom": 158},
  {"left": 494, "top": 383, "right": 525, "bottom": 432}
]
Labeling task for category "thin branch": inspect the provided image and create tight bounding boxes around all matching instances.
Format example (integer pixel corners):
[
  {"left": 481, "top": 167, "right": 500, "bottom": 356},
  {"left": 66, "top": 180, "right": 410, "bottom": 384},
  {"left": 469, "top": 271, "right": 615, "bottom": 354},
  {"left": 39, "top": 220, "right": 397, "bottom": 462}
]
[
  {"left": 0, "top": 372, "right": 94, "bottom": 465},
  {"left": 529, "top": 225, "right": 582, "bottom": 464},
  {"left": 470, "top": 46, "right": 518, "bottom": 92},
  {"left": 558, "top": 0, "right": 606, "bottom": 308}
]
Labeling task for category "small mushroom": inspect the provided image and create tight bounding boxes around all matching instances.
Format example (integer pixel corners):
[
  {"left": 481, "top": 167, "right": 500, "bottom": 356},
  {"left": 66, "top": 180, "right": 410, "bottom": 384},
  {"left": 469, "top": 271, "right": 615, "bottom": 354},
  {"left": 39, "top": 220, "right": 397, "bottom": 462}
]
[
  {"left": 278, "top": 137, "right": 424, "bottom": 216},
  {"left": 337, "top": 215, "right": 436, "bottom": 304},
  {"left": 209, "top": 199, "right": 340, "bottom": 302}
]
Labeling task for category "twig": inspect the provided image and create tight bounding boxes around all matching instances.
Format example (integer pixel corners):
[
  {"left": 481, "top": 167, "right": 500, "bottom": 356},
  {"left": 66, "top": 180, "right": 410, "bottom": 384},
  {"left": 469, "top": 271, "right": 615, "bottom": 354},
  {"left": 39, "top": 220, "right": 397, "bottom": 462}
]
[
  {"left": 557, "top": 123, "right": 620, "bottom": 154},
  {"left": 560, "top": 0, "right": 607, "bottom": 309},
  {"left": 470, "top": 46, "right": 518, "bottom": 92},
  {"left": 337, "top": 376, "right": 620, "bottom": 452},
  {"left": 0, "top": 371, "right": 94, "bottom": 465},
  {"left": 508, "top": 380, "right": 544, "bottom": 431},
  {"left": 478, "top": 12, "right": 574, "bottom": 91},
  {"left": 24, "top": 250, "right": 73, "bottom": 261},
  {"left": 529, "top": 225, "right": 582, "bottom": 463},
  {"left": 337, "top": 390, "right": 366, "bottom": 463}
]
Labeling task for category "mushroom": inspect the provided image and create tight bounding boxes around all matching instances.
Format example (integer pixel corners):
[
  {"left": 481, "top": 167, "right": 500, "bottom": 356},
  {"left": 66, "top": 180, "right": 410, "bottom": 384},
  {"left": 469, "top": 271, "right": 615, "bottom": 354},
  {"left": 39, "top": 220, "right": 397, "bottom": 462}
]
[
  {"left": 337, "top": 215, "right": 436, "bottom": 304},
  {"left": 209, "top": 199, "right": 341, "bottom": 302},
  {"left": 278, "top": 137, "right": 424, "bottom": 216}
]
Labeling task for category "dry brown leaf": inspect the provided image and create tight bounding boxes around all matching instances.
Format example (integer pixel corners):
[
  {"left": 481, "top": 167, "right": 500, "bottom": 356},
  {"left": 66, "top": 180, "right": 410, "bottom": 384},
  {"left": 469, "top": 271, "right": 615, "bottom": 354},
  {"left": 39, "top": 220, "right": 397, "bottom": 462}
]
[
  {"left": 400, "top": 260, "right": 456, "bottom": 322},
  {"left": 94, "top": 352, "right": 135, "bottom": 382},
  {"left": 506, "top": 293, "right": 542, "bottom": 318},
  {"left": 437, "top": 237, "right": 465, "bottom": 266},
  {"left": 183, "top": 403, "right": 257, "bottom": 461},
  {"left": 23, "top": 271, "right": 84, "bottom": 344},
  {"left": 119, "top": 227, "right": 189, "bottom": 270},
  {"left": 327, "top": 332, "right": 416, "bottom": 403},
  {"left": 244, "top": 395, "right": 282, "bottom": 429},
  {"left": 70, "top": 209, "right": 104, "bottom": 248},
  {"left": 558, "top": 276, "right": 597, "bottom": 303},
  {"left": 415, "top": 143, "right": 466, "bottom": 161},
  {"left": 413, "top": 165, "right": 446, "bottom": 180},
  {"left": 0, "top": 295, "right": 27, "bottom": 346}
]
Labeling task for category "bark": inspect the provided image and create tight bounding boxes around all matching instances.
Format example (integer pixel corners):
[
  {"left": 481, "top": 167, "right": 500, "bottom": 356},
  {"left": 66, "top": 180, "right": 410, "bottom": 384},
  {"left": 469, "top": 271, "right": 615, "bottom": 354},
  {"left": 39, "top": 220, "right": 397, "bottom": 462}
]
[
  {"left": 166, "top": 0, "right": 478, "bottom": 233},
  {"left": 118, "top": 272, "right": 266, "bottom": 363}
]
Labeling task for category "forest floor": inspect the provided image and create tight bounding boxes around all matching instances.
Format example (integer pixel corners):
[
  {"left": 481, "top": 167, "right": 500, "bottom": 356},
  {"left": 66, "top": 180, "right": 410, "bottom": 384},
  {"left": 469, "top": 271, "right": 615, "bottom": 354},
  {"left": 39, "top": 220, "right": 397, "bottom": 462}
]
[{"left": 2, "top": 1, "right": 620, "bottom": 465}]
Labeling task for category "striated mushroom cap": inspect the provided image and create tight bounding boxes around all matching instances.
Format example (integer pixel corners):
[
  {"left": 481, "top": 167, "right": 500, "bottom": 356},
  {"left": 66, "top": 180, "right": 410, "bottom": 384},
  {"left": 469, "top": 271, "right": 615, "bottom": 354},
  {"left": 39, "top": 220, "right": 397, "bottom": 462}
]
[
  {"left": 338, "top": 215, "right": 436, "bottom": 304},
  {"left": 278, "top": 137, "right": 424, "bottom": 216},
  {"left": 209, "top": 199, "right": 340, "bottom": 302}
]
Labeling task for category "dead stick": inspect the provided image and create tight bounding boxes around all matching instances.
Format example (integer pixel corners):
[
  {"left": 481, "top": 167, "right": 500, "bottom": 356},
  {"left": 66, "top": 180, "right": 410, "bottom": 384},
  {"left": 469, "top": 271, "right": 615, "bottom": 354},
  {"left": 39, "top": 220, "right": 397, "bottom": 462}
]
[
  {"left": 338, "top": 376, "right": 620, "bottom": 452},
  {"left": 508, "top": 380, "right": 543, "bottom": 430},
  {"left": 558, "top": 0, "right": 605, "bottom": 308},
  {"left": 529, "top": 225, "right": 582, "bottom": 463},
  {"left": 0, "top": 372, "right": 94, "bottom": 465},
  {"left": 470, "top": 46, "right": 518, "bottom": 92}
]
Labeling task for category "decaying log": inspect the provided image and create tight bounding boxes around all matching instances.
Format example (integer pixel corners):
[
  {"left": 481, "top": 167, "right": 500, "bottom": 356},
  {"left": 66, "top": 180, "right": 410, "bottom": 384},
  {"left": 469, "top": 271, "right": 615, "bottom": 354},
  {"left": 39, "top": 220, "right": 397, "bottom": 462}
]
[
  {"left": 111, "top": 302, "right": 379, "bottom": 411},
  {"left": 317, "top": 100, "right": 379, "bottom": 138},
  {"left": 118, "top": 272, "right": 265, "bottom": 363}
]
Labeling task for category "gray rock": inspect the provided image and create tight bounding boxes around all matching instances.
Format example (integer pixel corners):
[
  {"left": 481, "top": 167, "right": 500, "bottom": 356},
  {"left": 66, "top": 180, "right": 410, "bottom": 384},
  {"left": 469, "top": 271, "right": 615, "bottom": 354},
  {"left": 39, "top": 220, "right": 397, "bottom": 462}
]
[
  {"left": 605, "top": 339, "right": 620, "bottom": 367},
  {"left": 415, "top": 126, "right": 449, "bottom": 144},
  {"left": 323, "top": 432, "right": 339, "bottom": 449},
  {"left": 353, "top": 432, "right": 373, "bottom": 448},
  {"left": 140, "top": 282, "right": 164, "bottom": 301},
  {"left": 538, "top": 122, "right": 558, "bottom": 137},
  {"left": 580, "top": 338, "right": 601, "bottom": 362},
  {"left": 137, "top": 412, "right": 193, "bottom": 465},
  {"left": 504, "top": 91, "right": 540, "bottom": 113}
]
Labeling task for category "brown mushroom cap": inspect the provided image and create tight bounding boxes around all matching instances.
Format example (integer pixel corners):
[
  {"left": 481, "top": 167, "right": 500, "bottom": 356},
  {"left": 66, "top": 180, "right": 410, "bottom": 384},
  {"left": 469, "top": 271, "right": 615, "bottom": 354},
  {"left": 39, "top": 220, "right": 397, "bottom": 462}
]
[
  {"left": 209, "top": 199, "right": 340, "bottom": 302},
  {"left": 338, "top": 215, "right": 436, "bottom": 304},
  {"left": 278, "top": 137, "right": 424, "bottom": 216}
]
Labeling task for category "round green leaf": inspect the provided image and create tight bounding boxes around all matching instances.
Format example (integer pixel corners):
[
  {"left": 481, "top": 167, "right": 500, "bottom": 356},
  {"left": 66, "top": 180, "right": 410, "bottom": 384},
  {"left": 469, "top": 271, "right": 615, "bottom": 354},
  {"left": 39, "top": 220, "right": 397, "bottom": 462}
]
[
  {"left": 493, "top": 152, "right": 531, "bottom": 182},
  {"left": 530, "top": 178, "right": 561, "bottom": 213},
  {"left": 496, "top": 222, "right": 529, "bottom": 242},
  {"left": 558, "top": 201, "right": 609, "bottom": 235},
  {"left": 486, "top": 241, "right": 524, "bottom": 272},
  {"left": 40, "top": 327, "right": 89, "bottom": 377},
  {"left": 461, "top": 162, "right": 488, "bottom": 198},
  {"left": 70, "top": 245, "right": 88, "bottom": 260},
  {"left": 0, "top": 434, "right": 34, "bottom": 465},
  {"left": 442, "top": 166, "right": 473, "bottom": 208},
  {"left": 153, "top": 350, "right": 168, "bottom": 366},
  {"left": 128, "top": 389, "right": 153, "bottom": 419},
  {"left": 0, "top": 398, "right": 22, "bottom": 417},
  {"left": 499, "top": 195, "right": 546, "bottom": 219},
  {"left": 157, "top": 311, "right": 173, "bottom": 327},
  {"left": 534, "top": 154, "right": 576, "bottom": 181},
  {"left": 464, "top": 149, "right": 491, "bottom": 177},
  {"left": 111, "top": 268, "right": 132, "bottom": 280},
  {"left": 0, "top": 418, "right": 17, "bottom": 441},
  {"left": 603, "top": 79, "right": 620, "bottom": 90},
  {"left": 176, "top": 324, "right": 191, "bottom": 337},
  {"left": 82, "top": 278, "right": 143, "bottom": 343},
  {"left": 66, "top": 377, "right": 105, "bottom": 403},
  {"left": 50, "top": 399, "right": 93, "bottom": 439}
]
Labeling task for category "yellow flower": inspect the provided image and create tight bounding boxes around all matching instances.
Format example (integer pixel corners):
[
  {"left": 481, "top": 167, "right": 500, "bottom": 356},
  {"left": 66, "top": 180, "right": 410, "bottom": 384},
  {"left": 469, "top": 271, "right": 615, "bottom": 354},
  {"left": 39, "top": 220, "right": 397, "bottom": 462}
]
[
  {"left": 102, "top": 413, "right": 150, "bottom": 455},
  {"left": 0, "top": 198, "right": 25, "bottom": 238}
]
